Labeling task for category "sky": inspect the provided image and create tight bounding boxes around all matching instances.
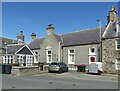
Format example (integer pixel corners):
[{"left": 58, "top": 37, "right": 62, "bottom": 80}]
[{"left": 2, "top": 2, "right": 119, "bottom": 43}]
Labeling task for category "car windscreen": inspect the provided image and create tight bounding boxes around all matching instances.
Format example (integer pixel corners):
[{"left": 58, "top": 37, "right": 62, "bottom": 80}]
[{"left": 51, "top": 63, "right": 59, "bottom": 65}]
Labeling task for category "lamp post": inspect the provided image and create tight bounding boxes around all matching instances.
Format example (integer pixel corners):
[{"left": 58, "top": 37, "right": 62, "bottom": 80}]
[
  {"left": 97, "top": 19, "right": 102, "bottom": 62},
  {"left": 4, "top": 42, "right": 7, "bottom": 64}
]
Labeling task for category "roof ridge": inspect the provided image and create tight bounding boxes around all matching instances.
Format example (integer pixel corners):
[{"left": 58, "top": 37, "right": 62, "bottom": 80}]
[
  {"left": 60, "top": 27, "right": 105, "bottom": 35},
  {"left": 0, "top": 36, "right": 16, "bottom": 40},
  {"left": 7, "top": 44, "right": 24, "bottom": 46}
]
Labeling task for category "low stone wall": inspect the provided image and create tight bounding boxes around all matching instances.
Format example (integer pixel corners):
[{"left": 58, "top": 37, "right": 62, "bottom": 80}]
[{"left": 11, "top": 66, "right": 40, "bottom": 76}]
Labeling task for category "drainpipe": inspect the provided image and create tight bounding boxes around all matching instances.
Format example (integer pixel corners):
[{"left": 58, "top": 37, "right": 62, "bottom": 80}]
[
  {"left": 58, "top": 42, "right": 61, "bottom": 62},
  {"left": 26, "top": 55, "right": 27, "bottom": 67}
]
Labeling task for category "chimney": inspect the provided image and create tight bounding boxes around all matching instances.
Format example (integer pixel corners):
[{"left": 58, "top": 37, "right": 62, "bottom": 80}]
[
  {"left": 31, "top": 33, "right": 36, "bottom": 41},
  {"left": 107, "top": 6, "right": 117, "bottom": 24},
  {"left": 17, "top": 31, "right": 24, "bottom": 44},
  {"left": 46, "top": 24, "right": 54, "bottom": 35}
]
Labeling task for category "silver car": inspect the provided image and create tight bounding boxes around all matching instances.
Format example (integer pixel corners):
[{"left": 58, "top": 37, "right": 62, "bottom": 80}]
[{"left": 48, "top": 62, "right": 68, "bottom": 73}]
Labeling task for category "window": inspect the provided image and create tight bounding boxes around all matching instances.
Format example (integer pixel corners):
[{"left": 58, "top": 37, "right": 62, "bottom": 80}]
[
  {"left": 68, "top": 49, "right": 75, "bottom": 64},
  {"left": 3, "top": 55, "right": 13, "bottom": 64},
  {"left": 17, "top": 55, "right": 24, "bottom": 65},
  {"left": 91, "top": 48, "right": 95, "bottom": 53},
  {"left": 46, "top": 50, "right": 52, "bottom": 63},
  {"left": 116, "top": 39, "right": 120, "bottom": 50},
  {"left": 34, "top": 52, "right": 38, "bottom": 62},
  {"left": 116, "top": 23, "right": 120, "bottom": 32},
  {"left": 116, "top": 59, "right": 120, "bottom": 70},
  {"left": 89, "top": 47, "right": 95, "bottom": 54}
]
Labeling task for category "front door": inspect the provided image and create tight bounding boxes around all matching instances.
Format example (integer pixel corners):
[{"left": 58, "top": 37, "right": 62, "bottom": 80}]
[
  {"left": 89, "top": 56, "right": 96, "bottom": 64},
  {"left": 23, "top": 56, "right": 26, "bottom": 66},
  {"left": 91, "top": 57, "right": 95, "bottom": 62}
]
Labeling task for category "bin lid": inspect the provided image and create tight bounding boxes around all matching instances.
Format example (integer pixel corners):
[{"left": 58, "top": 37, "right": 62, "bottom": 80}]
[{"left": 74, "top": 64, "right": 89, "bottom": 66}]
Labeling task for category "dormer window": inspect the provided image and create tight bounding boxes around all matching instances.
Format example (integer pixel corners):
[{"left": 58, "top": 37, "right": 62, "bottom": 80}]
[{"left": 116, "top": 22, "right": 120, "bottom": 32}]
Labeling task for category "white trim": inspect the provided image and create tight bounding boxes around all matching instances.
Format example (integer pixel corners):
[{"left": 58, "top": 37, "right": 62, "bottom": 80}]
[
  {"left": 15, "top": 45, "right": 34, "bottom": 55},
  {"left": 16, "top": 55, "right": 33, "bottom": 66},
  {"left": 46, "top": 47, "right": 52, "bottom": 63},
  {"left": 115, "top": 39, "right": 120, "bottom": 50},
  {"left": 58, "top": 42, "right": 61, "bottom": 62},
  {"left": 102, "top": 22, "right": 112, "bottom": 38},
  {"left": 34, "top": 52, "right": 38, "bottom": 63},
  {"left": 88, "top": 47, "right": 96, "bottom": 56},
  {"left": 68, "top": 49, "right": 75, "bottom": 64},
  {"left": 116, "top": 22, "right": 120, "bottom": 32},
  {"left": 115, "top": 59, "right": 120, "bottom": 70},
  {"left": 89, "top": 56, "right": 96, "bottom": 64},
  {"left": 2, "top": 55, "right": 13, "bottom": 64}
]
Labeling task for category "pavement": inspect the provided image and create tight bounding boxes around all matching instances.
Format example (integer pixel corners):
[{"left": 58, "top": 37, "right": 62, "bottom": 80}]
[
  {"left": 31, "top": 71, "right": 118, "bottom": 81},
  {"left": 2, "top": 71, "right": 118, "bottom": 89}
]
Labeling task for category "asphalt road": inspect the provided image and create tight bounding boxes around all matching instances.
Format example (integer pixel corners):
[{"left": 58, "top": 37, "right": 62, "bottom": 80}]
[{"left": 2, "top": 72, "right": 118, "bottom": 89}]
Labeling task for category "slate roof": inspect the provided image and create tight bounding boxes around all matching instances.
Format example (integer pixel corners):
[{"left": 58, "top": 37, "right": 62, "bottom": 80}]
[
  {"left": 0, "top": 37, "right": 18, "bottom": 49},
  {"left": 28, "top": 38, "right": 44, "bottom": 50},
  {"left": 103, "top": 17, "right": 120, "bottom": 39},
  {"left": 2, "top": 44, "right": 24, "bottom": 54},
  {"left": 62, "top": 27, "right": 105, "bottom": 46},
  {"left": 28, "top": 27, "right": 106, "bottom": 49}
]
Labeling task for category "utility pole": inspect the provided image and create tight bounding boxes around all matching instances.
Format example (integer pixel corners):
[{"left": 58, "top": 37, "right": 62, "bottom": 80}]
[
  {"left": 97, "top": 19, "right": 102, "bottom": 62},
  {"left": 4, "top": 42, "right": 8, "bottom": 64}
]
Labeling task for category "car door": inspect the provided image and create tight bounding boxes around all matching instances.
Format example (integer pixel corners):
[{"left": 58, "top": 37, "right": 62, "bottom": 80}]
[{"left": 62, "top": 63, "right": 67, "bottom": 71}]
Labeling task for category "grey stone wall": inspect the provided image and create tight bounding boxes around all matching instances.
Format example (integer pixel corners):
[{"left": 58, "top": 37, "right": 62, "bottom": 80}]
[
  {"left": 40, "top": 34, "right": 60, "bottom": 63},
  {"left": 102, "top": 38, "right": 119, "bottom": 74}
]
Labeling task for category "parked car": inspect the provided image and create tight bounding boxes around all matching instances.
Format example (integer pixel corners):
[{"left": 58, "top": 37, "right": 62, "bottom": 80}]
[{"left": 48, "top": 62, "right": 68, "bottom": 73}]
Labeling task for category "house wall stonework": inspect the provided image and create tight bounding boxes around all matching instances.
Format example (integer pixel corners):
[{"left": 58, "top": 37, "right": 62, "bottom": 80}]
[
  {"left": 102, "top": 38, "right": 119, "bottom": 74},
  {"left": 40, "top": 34, "right": 60, "bottom": 63},
  {"left": 0, "top": 55, "right": 2, "bottom": 64}
]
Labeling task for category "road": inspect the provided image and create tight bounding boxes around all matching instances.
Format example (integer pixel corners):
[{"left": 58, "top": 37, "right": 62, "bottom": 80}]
[{"left": 2, "top": 72, "right": 118, "bottom": 89}]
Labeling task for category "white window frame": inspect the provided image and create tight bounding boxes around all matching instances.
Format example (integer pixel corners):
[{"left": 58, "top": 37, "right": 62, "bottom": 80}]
[
  {"left": 34, "top": 52, "right": 38, "bottom": 63},
  {"left": 89, "top": 47, "right": 96, "bottom": 55},
  {"left": 17, "top": 55, "right": 24, "bottom": 66},
  {"left": 116, "top": 59, "right": 120, "bottom": 70},
  {"left": 46, "top": 47, "right": 52, "bottom": 63},
  {"left": 26, "top": 55, "right": 33, "bottom": 66},
  {"left": 116, "top": 23, "right": 120, "bottom": 32},
  {"left": 116, "top": 39, "right": 120, "bottom": 50},
  {"left": 68, "top": 49, "right": 75, "bottom": 64},
  {"left": 2, "top": 55, "right": 13, "bottom": 64}
]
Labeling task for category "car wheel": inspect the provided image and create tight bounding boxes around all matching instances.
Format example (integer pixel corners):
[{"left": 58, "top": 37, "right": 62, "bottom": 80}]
[
  {"left": 59, "top": 69, "right": 62, "bottom": 74},
  {"left": 66, "top": 68, "right": 68, "bottom": 72},
  {"left": 48, "top": 70, "right": 51, "bottom": 73}
]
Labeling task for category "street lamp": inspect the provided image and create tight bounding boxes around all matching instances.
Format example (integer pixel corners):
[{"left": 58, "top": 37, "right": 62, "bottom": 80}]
[
  {"left": 97, "top": 19, "right": 102, "bottom": 62},
  {"left": 4, "top": 42, "right": 7, "bottom": 64}
]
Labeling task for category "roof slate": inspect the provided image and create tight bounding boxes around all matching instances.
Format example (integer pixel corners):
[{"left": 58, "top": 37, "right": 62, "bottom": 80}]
[
  {"left": 0, "top": 37, "right": 18, "bottom": 49},
  {"left": 28, "top": 38, "right": 44, "bottom": 50},
  {"left": 103, "top": 17, "right": 120, "bottom": 39},
  {"left": 28, "top": 27, "right": 106, "bottom": 49},
  {"left": 62, "top": 27, "right": 105, "bottom": 46},
  {"left": 2, "top": 44, "right": 24, "bottom": 54}
]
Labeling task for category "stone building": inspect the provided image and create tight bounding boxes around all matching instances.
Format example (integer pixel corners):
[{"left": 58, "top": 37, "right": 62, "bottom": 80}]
[
  {"left": 28, "top": 6, "right": 120, "bottom": 73},
  {"left": 28, "top": 23, "right": 105, "bottom": 70},
  {"left": 0, "top": 31, "right": 34, "bottom": 67},
  {"left": 102, "top": 6, "right": 120, "bottom": 74}
]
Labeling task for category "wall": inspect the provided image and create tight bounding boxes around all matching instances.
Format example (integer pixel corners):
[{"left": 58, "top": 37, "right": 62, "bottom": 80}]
[
  {"left": 102, "top": 38, "right": 120, "bottom": 74},
  {"left": 40, "top": 34, "right": 60, "bottom": 63},
  {"left": 63, "top": 44, "right": 100, "bottom": 66}
]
